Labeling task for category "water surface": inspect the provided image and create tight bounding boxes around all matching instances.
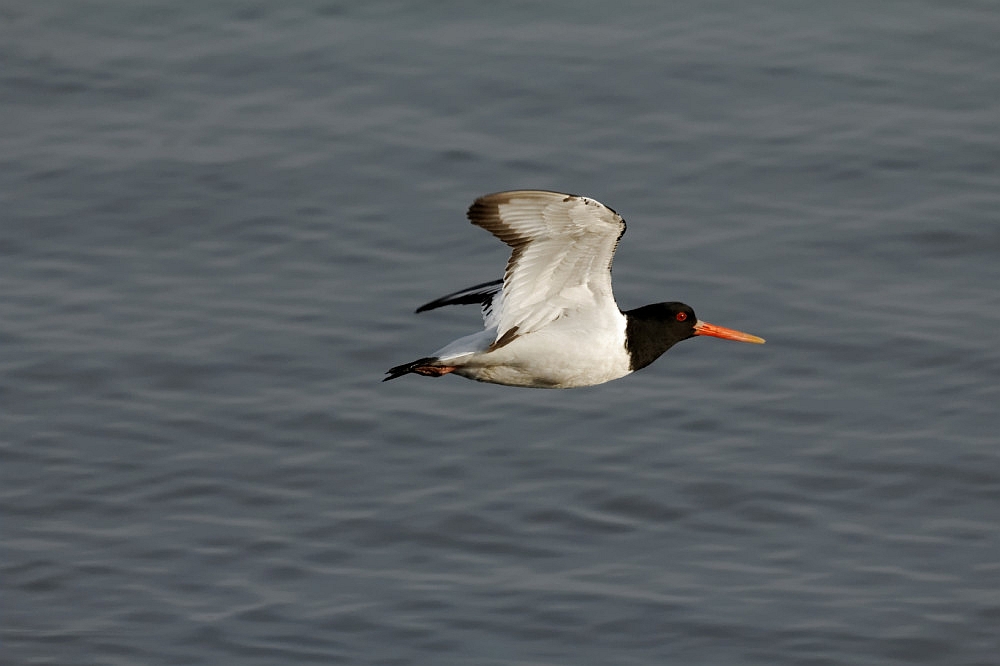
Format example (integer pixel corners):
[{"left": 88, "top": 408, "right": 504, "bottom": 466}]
[{"left": 4, "top": 2, "right": 1000, "bottom": 664}]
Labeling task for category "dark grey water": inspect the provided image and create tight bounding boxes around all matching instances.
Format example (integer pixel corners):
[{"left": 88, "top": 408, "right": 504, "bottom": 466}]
[{"left": 4, "top": 2, "right": 1000, "bottom": 664}]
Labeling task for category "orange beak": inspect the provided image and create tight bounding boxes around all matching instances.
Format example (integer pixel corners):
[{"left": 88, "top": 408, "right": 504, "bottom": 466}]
[{"left": 693, "top": 320, "right": 766, "bottom": 344}]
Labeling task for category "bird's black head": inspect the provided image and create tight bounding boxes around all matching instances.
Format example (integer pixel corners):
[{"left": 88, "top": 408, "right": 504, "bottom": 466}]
[
  {"left": 623, "top": 301, "right": 765, "bottom": 372},
  {"left": 623, "top": 302, "right": 698, "bottom": 371},
  {"left": 631, "top": 302, "right": 699, "bottom": 336}
]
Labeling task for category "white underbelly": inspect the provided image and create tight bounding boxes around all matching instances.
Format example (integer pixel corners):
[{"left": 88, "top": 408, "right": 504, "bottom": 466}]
[{"left": 456, "top": 321, "right": 631, "bottom": 388}]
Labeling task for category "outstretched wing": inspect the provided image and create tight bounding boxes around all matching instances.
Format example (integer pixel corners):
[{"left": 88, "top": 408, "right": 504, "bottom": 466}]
[
  {"left": 467, "top": 190, "right": 626, "bottom": 348},
  {"left": 415, "top": 278, "right": 503, "bottom": 327}
]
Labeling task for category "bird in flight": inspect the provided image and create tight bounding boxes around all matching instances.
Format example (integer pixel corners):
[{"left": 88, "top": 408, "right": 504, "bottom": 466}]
[{"left": 385, "top": 190, "right": 764, "bottom": 388}]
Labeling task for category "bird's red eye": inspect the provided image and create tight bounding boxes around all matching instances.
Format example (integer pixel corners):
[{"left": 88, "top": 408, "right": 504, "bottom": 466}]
[{"left": 675, "top": 312, "right": 688, "bottom": 322}]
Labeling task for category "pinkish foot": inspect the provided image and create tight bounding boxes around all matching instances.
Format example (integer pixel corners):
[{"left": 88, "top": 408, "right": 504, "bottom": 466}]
[{"left": 413, "top": 365, "right": 457, "bottom": 377}]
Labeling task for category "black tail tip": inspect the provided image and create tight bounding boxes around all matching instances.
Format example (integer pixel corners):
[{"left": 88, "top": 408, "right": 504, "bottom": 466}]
[
  {"left": 383, "top": 357, "right": 440, "bottom": 382},
  {"left": 382, "top": 369, "right": 406, "bottom": 382}
]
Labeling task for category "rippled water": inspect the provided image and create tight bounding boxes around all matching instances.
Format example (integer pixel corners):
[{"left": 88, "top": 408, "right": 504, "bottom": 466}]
[{"left": 4, "top": 2, "right": 1000, "bottom": 664}]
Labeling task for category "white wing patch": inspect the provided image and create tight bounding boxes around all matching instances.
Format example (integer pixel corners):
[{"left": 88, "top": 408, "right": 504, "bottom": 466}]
[
  {"left": 482, "top": 288, "right": 503, "bottom": 330},
  {"left": 467, "top": 190, "right": 626, "bottom": 348}
]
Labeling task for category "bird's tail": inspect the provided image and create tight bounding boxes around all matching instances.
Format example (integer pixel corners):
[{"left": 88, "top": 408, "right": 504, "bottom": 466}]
[{"left": 383, "top": 357, "right": 456, "bottom": 382}]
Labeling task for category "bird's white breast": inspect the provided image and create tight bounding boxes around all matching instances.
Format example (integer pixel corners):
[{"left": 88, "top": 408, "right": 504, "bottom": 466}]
[{"left": 454, "top": 311, "right": 631, "bottom": 388}]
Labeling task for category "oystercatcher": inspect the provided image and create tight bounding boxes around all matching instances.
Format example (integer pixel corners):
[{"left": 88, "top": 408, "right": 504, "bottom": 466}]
[{"left": 385, "top": 190, "right": 764, "bottom": 388}]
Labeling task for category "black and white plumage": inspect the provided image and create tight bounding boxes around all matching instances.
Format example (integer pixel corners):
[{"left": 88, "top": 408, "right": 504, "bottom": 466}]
[{"left": 385, "top": 190, "right": 764, "bottom": 389}]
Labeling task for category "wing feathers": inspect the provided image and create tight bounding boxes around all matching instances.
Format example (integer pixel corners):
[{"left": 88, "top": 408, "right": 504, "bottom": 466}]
[
  {"left": 415, "top": 279, "right": 502, "bottom": 313},
  {"left": 467, "top": 190, "right": 626, "bottom": 346}
]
